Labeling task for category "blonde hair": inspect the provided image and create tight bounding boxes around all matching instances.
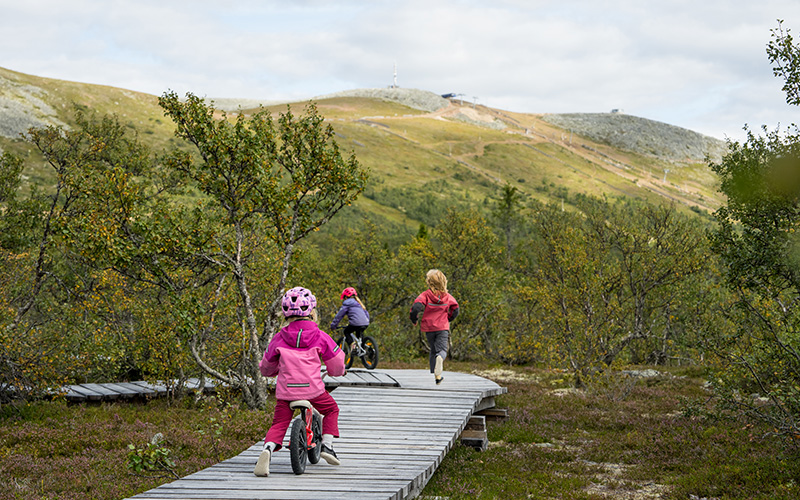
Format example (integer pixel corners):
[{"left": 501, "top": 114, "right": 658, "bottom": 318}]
[
  {"left": 354, "top": 296, "right": 367, "bottom": 310},
  {"left": 426, "top": 269, "right": 448, "bottom": 295},
  {"left": 283, "top": 308, "right": 319, "bottom": 327}
]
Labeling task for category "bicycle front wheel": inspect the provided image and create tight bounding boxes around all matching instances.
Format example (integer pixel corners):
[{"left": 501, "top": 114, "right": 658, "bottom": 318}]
[
  {"left": 289, "top": 417, "right": 307, "bottom": 475},
  {"left": 360, "top": 336, "right": 379, "bottom": 370},
  {"left": 308, "top": 411, "right": 323, "bottom": 464},
  {"left": 336, "top": 336, "right": 354, "bottom": 369}
]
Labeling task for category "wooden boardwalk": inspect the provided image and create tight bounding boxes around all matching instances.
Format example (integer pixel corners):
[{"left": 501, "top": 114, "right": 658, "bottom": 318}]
[
  {"left": 124, "top": 369, "right": 506, "bottom": 500},
  {"left": 58, "top": 370, "right": 400, "bottom": 402}
]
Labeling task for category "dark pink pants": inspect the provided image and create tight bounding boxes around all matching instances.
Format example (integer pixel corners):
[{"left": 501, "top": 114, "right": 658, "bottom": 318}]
[{"left": 264, "top": 391, "right": 340, "bottom": 451}]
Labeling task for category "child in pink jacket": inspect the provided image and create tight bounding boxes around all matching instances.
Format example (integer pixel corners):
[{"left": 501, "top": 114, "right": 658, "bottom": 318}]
[{"left": 254, "top": 286, "right": 346, "bottom": 477}]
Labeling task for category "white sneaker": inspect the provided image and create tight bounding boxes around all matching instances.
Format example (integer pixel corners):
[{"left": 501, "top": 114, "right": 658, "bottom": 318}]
[
  {"left": 254, "top": 448, "right": 271, "bottom": 477},
  {"left": 434, "top": 355, "right": 443, "bottom": 378}
]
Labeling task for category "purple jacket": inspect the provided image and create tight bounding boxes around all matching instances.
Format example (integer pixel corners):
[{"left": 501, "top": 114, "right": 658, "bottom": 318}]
[
  {"left": 330, "top": 297, "right": 370, "bottom": 329},
  {"left": 259, "top": 320, "right": 345, "bottom": 401}
]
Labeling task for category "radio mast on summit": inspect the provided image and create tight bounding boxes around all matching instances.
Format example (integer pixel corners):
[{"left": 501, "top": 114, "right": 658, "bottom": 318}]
[{"left": 392, "top": 62, "right": 398, "bottom": 88}]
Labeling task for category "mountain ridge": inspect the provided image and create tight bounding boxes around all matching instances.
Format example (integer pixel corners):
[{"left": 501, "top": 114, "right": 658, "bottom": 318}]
[
  {"left": 0, "top": 66, "right": 726, "bottom": 224},
  {"left": 204, "top": 87, "right": 727, "bottom": 164}
]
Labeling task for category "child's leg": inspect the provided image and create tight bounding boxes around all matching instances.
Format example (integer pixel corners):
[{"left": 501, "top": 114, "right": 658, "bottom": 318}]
[
  {"left": 343, "top": 325, "right": 356, "bottom": 345},
  {"left": 263, "top": 400, "right": 293, "bottom": 451},
  {"left": 310, "top": 391, "right": 340, "bottom": 437},
  {"left": 255, "top": 399, "right": 293, "bottom": 477},
  {"left": 427, "top": 330, "right": 449, "bottom": 382},
  {"left": 425, "top": 331, "right": 448, "bottom": 373},
  {"left": 311, "top": 391, "right": 342, "bottom": 465},
  {"left": 432, "top": 330, "right": 449, "bottom": 362}
]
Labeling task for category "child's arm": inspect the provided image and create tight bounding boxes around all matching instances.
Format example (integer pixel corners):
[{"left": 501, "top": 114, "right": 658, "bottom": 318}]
[
  {"left": 447, "top": 295, "right": 460, "bottom": 321},
  {"left": 448, "top": 304, "right": 460, "bottom": 322},
  {"left": 409, "top": 302, "right": 425, "bottom": 325},
  {"left": 259, "top": 345, "right": 280, "bottom": 377},
  {"left": 330, "top": 305, "right": 347, "bottom": 329},
  {"left": 321, "top": 335, "right": 346, "bottom": 377}
]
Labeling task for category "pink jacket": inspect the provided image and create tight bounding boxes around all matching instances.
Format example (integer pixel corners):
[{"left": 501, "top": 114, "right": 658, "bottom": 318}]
[{"left": 259, "top": 319, "right": 345, "bottom": 401}]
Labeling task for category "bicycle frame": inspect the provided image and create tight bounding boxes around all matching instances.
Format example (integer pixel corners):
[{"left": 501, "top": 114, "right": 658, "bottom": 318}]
[
  {"left": 334, "top": 327, "right": 378, "bottom": 370},
  {"left": 289, "top": 400, "right": 317, "bottom": 450},
  {"left": 301, "top": 406, "right": 316, "bottom": 451},
  {"left": 351, "top": 334, "right": 366, "bottom": 356}
]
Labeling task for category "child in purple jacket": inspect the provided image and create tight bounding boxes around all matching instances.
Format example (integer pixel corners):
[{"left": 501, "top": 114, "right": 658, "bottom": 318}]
[
  {"left": 330, "top": 287, "right": 370, "bottom": 349},
  {"left": 254, "top": 286, "right": 346, "bottom": 477}
]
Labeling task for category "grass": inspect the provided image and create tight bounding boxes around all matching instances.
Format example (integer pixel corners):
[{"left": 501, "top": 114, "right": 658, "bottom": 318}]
[
  {"left": 255, "top": 96, "right": 427, "bottom": 121},
  {"left": 3, "top": 361, "right": 795, "bottom": 500},
  {"left": 422, "top": 362, "right": 800, "bottom": 499},
  {"left": 0, "top": 393, "right": 273, "bottom": 500}
]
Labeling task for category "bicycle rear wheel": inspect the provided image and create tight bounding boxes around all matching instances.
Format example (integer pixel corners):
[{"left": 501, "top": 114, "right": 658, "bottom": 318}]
[
  {"left": 307, "top": 411, "right": 323, "bottom": 464},
  {"left": 336, "top": 336, "right": 354, "bottom": 369},
  {"left": 360, "top": 336, "right": 379, "bottom": 370},
  {"left": 289, "top": 417, "right": 307, "bottom": 475}
]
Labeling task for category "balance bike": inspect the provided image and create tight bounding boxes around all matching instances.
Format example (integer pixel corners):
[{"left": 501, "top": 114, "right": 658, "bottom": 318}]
[{"left": 288, "top": 399, "right": 323, "bottom": 475}]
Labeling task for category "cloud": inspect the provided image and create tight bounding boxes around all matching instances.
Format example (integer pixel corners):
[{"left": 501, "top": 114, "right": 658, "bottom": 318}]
[{"left": 2, "top": 0, "right": 800, "bottom": 140}]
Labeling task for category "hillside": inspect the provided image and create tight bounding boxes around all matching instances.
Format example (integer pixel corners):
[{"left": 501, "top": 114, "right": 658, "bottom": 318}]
[
  {"left": 541, "top": 112, "right": 728, "bottom": 164},
  {"left": 0, "top": 66, "right": 727, "bottom": 235}
]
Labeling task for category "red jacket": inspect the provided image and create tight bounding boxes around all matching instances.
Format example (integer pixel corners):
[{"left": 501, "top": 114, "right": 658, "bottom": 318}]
[{"left": 410, "top": 289, "right": 459, "bottom": 332}]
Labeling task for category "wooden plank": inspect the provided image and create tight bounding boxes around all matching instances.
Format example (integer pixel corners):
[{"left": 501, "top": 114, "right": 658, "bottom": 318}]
[
  {"left": 131, "top": 492, "right": 395, "bottom": 500},
  {"left": 322, "top": 374, "right": 350, "bottom": 388},
  {"left": 476, "top": 407, "right": 508, "bottom": 420},
  {"left": 475, "top": 396, "right": 497, "bottom": 412},
  {"left": 334, "top": 388, "right": 484, "bottom": 399},
  {"left": 459, "top": 429, "right": 488, "bottom": 451},
  {"left": 344, "top": 370, "right": 377, "bottom": 385},
  {"left": 185, "top": 378, "right": 218, "bottom": 392},
  {"left": 354, "top": 370, "right": 399, "bottom": 386},
  {"left": 65, "top": 384, "right": 105, "bottom": 401},
  {"left": 78, "top": 383, "right": 120, "bottom": 400},
  {"left": 466, "top": 415, "right": 486, "bottom": 430},
  {"left": 110, "top": 381, "right": 155, "bottom": 397},
  {"left": 60, "top": 386, "right": 88, "bottom": 402},
  {"left": 99, "top": 382, "right": 141, "bottom": 398},
  {"left": 343, "top": 370, "right": 400, "bottom": 386},
  {"left": 130, "top": 380, "right": 169, "bottom": 396},
  {"left": 334, "top": 391, "right": 483, "bottom": 404},
  {"left": 78, "top": 383, "right": 123, "bottom": 400}
]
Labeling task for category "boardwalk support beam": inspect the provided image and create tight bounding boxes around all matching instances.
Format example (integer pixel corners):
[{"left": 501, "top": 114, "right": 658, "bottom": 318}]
[{"left": 460, "top": 415, "right": 488, "bottom": 451}]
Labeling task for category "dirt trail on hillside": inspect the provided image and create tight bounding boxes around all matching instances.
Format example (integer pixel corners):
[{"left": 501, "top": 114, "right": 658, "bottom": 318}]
[{"left": 355, "top": 101, "right": 716, "bottom": 213}]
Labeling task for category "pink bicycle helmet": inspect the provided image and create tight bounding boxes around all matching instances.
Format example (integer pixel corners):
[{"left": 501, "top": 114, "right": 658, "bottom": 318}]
[
  {"left": 340, "top": 287, "right": 357, "bottom": 300},
  {"left": 281, "top": 287, "right": 317, "bottom": 317}
]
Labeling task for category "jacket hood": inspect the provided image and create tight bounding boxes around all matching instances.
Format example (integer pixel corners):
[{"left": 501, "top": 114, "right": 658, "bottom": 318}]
[
  {"left": 342, "top": 297, "right": 359, "bottom": 306},
  {"left": 422, "top": 289, "right": 447, "bottom": 304},
  {"left": 278, "top": 320, "right": 323, "bottom": 348}
]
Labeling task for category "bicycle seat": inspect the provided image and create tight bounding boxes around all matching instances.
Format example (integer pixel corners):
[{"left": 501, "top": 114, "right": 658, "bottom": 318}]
[{"left": 289, "top": 400, "right": 312, "bottom": 410}]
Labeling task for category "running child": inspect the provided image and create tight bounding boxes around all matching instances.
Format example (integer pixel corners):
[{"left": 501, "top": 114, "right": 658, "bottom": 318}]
[
  {"left": 409, "top": 269, "right": 459, "bottom": 385},
  {"left": 254, "top": 286, "right": 345, "bottom": 477}
]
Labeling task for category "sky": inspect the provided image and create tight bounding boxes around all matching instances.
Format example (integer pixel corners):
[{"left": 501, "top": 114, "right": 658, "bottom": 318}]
[{"left": 2, "top": 0, "right": 800, "bottom": 142}]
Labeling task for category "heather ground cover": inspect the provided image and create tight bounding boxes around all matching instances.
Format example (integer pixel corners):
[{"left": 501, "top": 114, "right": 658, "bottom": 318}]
[
  {"left": 0, "top": 392, "right": 273, "bottom": 500},
  {"left": 424, "top": 362, "right": 800, "bottom": 499},
  {"left": 1, "top": 361, "right": 798, "bottom": 500}
]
